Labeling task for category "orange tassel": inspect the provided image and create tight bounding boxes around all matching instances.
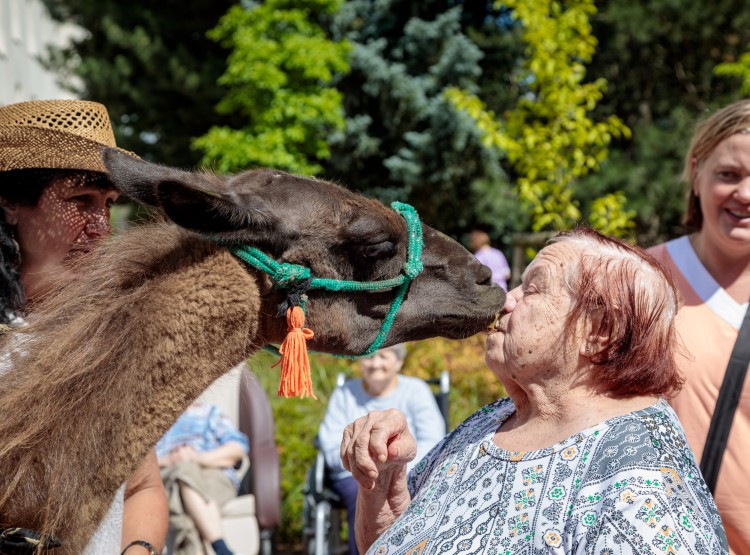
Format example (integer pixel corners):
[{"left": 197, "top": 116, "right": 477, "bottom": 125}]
[{"left": 274, "top": 306, "right": 317, "bottom": 399}]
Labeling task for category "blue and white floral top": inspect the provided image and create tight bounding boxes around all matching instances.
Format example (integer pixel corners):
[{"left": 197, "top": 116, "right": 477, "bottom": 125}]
[
  {"left": 156, "top": 403, "right": 249, "bottom": 488},
  {"left": 367, "top": 398, "right": 728, "bottom": 554}
]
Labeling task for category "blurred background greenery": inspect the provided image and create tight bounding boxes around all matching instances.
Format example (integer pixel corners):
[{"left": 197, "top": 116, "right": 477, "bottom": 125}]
[
  {"left": 41, "top": 0, "right": 750, "bottom": 248},
  {"left": 246, "top": 335, "right": 502, "bottom": 548},
  {"left": 35, "top": 0, "right": 750, "bottom": 548}
]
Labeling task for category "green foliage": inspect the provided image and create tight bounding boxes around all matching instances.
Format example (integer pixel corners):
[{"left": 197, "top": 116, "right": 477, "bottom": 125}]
[
  {"left": 42, "top": 0, "right": 235, "bottom": 167},
  {"left": 448, "top": 0, "right": 631, "bottom": 236},
  {"left": 715, "top": 51, "right": 750, "bottom": 96},
  {"left": 324, "top": 1, "right": 519, "bottom": 240},
  {"left": 588, "top": 192, "right": 635, "bottom": 238},
  {"left": 575, "top": 107, "right": 699, "bottom": 245},
  {"left": 249, "top": 336, "right": 501, "bottom": 548},
  {"left": 192, "top": 1, "right": 351, "bottom": 174},
  {"left": 585, "top": 0, "right": 750, "bottom": 244}
]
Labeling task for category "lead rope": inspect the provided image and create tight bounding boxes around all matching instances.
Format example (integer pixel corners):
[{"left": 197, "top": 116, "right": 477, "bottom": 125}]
[{"left": 218, "top": 201, "right": 424, "bottom": 399}]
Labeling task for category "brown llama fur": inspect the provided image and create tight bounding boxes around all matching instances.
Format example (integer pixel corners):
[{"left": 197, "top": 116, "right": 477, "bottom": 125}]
[
  {"left": 0, "top": 150, "right": 505, "bottom": 553},
  {"left": 0, "top": 225, "right": 261, "bottom": 553}
]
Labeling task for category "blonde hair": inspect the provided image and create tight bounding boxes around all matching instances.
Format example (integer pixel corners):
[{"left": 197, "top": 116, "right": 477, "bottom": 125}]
[{"left": 683, "top": 99, "right": 750, "bottom": 229}]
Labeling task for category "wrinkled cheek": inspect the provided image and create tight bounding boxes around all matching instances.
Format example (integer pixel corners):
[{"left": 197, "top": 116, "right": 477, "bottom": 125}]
[{"left": 484, "top": 333, "right": 506, "bottom": 368}]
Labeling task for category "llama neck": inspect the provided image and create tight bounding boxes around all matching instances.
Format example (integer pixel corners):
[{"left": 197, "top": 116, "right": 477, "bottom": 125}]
[{"left": 0, "top": 226, "right": 264, "bottom": 553}]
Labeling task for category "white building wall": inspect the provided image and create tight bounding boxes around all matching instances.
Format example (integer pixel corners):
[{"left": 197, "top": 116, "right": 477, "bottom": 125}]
[{"left": 0, "top": 0, "right": 82, "bottom": 106}]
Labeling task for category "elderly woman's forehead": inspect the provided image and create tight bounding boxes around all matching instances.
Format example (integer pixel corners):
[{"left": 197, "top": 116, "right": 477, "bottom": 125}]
[{"left": 533, "top": 242, "right": 581, "bottom": 269}]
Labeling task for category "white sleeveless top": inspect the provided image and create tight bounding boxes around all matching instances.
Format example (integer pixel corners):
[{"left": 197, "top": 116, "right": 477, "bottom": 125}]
[
  {"left": 82, "top": 485, "right": 125, "bottom": 555},
  {"left": 0, "top": 322, "right": 126, "bottom": 554}
]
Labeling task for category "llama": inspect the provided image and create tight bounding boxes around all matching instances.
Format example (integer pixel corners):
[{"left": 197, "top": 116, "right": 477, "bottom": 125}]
[{"left": 0, "top": 149, "right": 505, "bottom": 553}]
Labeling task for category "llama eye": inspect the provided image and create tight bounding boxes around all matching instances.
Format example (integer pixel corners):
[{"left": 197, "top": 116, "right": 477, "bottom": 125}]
[{"left": 359, "top": 241, "right": 395, "bottom": 260}]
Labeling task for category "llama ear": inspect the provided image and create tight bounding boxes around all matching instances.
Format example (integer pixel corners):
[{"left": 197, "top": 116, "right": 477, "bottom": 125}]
[
  {"left": 102, "top": 147, "right": 166, "bottom": 207},
  {"left": 156, "top": 180, "right": 252, "bottom": 233},
  {"left": 103, "top": 148, "right": 268, "bottom": 233}
]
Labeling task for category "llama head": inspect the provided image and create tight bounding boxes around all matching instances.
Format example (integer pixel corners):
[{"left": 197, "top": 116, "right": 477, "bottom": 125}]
[{"left": 103, "top": 148, "right": 505, "bottom": 354}]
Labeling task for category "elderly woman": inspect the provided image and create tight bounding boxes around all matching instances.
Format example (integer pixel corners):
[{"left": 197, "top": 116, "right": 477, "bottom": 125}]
[{"left": 341, "top": 228, "right": 728, "bottom": 554}]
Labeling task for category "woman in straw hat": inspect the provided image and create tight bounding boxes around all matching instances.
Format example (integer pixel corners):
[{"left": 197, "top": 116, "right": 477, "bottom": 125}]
[{"left": 0, "top": 99, "right": 168, "bottom": 555}]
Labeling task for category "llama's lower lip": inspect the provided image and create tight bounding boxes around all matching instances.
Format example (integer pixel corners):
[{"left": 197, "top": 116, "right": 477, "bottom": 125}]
[{"left": 486, "top": 312, "right": 501, "bottom": 332}]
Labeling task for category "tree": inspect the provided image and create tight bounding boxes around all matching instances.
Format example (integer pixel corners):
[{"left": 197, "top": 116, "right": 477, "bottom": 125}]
[
  {"left": 192, "top": 0, "right": 351, "bottom": 175},
  {"left": 448, "top": 0, "right": 632, "bottom": 236},
  {"left": 716, "top": 52, "right": 750, "bottom": 95},
  {"left": 581, "top": 0, "right": 750, "bottom": 244},
  {"left": 324, "top": 1, "right": 525, "bottom": 241},
  {"left": 43, "top": 0, "right": 236, "bottom": 167}
]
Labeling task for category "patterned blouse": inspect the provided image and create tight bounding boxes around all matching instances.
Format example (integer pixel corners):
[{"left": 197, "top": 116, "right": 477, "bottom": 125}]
[{"left": 367, "top": 398, "right": 728, "bottom": 555}]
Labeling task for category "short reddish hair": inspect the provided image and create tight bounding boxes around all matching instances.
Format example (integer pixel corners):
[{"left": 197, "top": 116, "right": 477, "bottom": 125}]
[{"left": 551, "top": 228, "right": 683, "bottom": 398}]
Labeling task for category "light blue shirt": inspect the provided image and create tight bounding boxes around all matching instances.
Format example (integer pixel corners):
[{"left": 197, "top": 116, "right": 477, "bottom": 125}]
[
  {"left": 157, "top": 403, "right": 249, "bottom": 487},
  {"left": 318, "top": 375, "right": 446, "bottom": 480}
]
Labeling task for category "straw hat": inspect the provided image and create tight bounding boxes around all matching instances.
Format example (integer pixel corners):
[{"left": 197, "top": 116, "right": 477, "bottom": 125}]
[{"left": 0, "top": 99, "right": 138, "bottom": 174}]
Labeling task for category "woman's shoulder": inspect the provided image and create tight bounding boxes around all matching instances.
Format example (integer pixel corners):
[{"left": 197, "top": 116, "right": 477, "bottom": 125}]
[
  {"left": 588, "top": 401, "right": 690, "bottom": 457},
  {"left": 396, "top": 374, "right": 432, "bottom": 391},
  {"left": 574, "top": 402, "right": 726, "bottom": 551},
  {"left": 583, "top": 400, "right": 701, "bottom": 488},
  {"left": 646, "top": 236, "right": 684, "bottom": 263},
  {"left": 452, "top": 397, "right": 513, "bottom": 435}
]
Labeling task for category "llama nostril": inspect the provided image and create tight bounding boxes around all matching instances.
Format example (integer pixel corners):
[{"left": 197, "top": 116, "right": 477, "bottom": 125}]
[{"left": 475, "top": 261, "right": 493, "bottom": 286}]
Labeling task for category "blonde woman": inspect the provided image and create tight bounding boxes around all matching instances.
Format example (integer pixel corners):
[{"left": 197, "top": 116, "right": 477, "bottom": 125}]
[{"left": 649, "top": 99, "right": 750, "bottom": 554}]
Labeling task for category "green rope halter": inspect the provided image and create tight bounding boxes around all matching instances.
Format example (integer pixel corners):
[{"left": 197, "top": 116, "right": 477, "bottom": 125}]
[{"left": 223, "top": 201, "right": 424, "bottom": 359}]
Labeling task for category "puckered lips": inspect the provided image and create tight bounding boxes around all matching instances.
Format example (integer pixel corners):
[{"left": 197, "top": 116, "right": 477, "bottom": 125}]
[{"left": 66, "top": 240, "right": 100, "bottom": 259}]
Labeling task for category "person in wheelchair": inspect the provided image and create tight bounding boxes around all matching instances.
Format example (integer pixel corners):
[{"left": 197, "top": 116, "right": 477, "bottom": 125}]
[
  {"left": 157, "top": 401, "right": 249, "bottom": 555},
  {"left": 317, "top": 344, "right": 446, "bottom": 555}
]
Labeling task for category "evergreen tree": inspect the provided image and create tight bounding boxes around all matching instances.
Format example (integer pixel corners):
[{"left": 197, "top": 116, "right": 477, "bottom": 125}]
[
  {"left": 43, "top": 0, "right": 235, "bottom": 167},
  {"left": 325, "top": 0, "right": 525, "bottom": 241},
  {"left": 581, "top": 0, "right": 750, "bottom": 244}
]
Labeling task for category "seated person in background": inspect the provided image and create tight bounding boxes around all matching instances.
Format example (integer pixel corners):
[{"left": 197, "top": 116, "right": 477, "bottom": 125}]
[
  {"left": 341, "top": 228, "right": 728, "bottom": 555},
  {"left": 157, "top": 402, "right": 249, "bottom": 555},
  {"left": 318, "top": 343, "right": 446, "bottom": 555}
]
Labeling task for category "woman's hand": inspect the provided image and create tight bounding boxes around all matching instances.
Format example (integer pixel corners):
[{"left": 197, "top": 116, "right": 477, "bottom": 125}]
[
  {"left": 341, "top": 410, "right": 415, "bottom": 552},
  {"left": 157, "top": 445, "right": 198, "bottom": 467},
  {"left": 340, "top": 409, "right": 417, "bottom": 490}
]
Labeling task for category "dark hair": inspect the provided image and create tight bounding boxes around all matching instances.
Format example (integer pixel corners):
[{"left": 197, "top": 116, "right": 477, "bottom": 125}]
[
  {"left": 552, "top": 228, "right": 683, "bottom": 398},
  {"left": 0, "top": 169, "right": 112, "bottom": 323}
]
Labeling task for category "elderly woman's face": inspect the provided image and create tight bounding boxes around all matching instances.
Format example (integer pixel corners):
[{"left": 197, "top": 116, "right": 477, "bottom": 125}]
[
  {"left": 359, "top": 348, "right": 404, "bottom": 396},
  {"left": 485, "top": 241, "right": 579, "bottom": 381}
]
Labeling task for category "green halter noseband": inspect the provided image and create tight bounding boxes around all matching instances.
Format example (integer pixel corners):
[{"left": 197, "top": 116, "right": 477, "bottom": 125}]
[{"left": 224, "top": 201, "right": 424, "bottom": 359}]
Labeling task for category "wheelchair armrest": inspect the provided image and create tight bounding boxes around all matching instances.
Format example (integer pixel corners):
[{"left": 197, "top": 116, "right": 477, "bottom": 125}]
[
  {"left": 305, "top": 440, "right": 343, "bottom": 506},
  {"left": 238, "top": 364, "right": 282, "bottom": 532}
]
